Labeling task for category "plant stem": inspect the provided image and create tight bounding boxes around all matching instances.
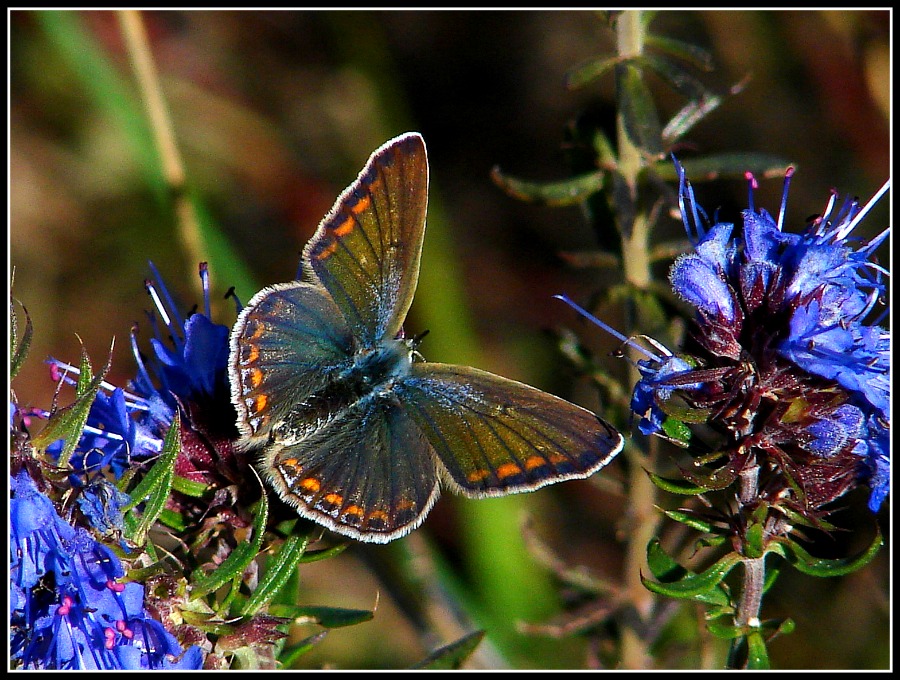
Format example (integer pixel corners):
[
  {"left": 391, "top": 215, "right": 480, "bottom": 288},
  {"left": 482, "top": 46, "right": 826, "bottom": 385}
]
[
  {"left": 729, "top": 459, "right": 766, "bottom": 669},
  {"left": 735, "top": 557, "right": 765, "bottom": 627},
  {"left": 117, "top": 9, "right": 206, "bottom": 285},
  {"left": 614, "top": 9, "right": 658, "bottom": 670}
]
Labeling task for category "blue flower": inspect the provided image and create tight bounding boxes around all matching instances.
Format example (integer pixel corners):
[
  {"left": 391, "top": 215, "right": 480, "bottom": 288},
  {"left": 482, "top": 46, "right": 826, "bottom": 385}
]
[
  {"left": 129, "top": 261, "right": 232, "bottom": 422},
  {"left": 621, "top": 160, "right": 890, "bottom": 514},
  {"left": 631, "top": 355, "right": 702, "bottom": 436},
  {"left": 44, "top": 262, "right": 240, "bottom": 494},
  {"left": 38, "top": 369, "right": 159, "bottom": 535},
  {"left": 76, "top": 478, "right": 132, "bottom": 535},
  {"left": 670, "top": 222, "right": 738, "bottom": 325},
  {"left": 10, "top": 471, "right": 204, "bottom": 670},
  {"left": 862, "top": 415, "right": 890, "bottom": 512},
  {"left": 125, "top": 261, "right": 243, "bottom": 489},
  {"left": 42, "top": 381, "right": 163, "bottom": 483}
]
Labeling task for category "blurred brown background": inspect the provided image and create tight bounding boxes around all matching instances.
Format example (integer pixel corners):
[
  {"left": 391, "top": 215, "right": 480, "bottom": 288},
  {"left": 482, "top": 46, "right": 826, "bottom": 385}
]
[{"left": 10, "top": 10, "right": 889, "bottom": 669}]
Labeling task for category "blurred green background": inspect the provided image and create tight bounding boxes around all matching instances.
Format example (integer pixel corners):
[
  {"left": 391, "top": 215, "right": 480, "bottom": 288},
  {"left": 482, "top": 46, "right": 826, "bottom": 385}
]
[{"left": 10, "top": 10, "right": 889, "bottom": 669}]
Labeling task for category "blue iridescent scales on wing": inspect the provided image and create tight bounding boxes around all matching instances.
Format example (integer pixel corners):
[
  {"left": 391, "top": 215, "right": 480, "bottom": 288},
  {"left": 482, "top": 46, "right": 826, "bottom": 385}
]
[{"left": 228, "top": 132, "right": 624, "bottom": 543}]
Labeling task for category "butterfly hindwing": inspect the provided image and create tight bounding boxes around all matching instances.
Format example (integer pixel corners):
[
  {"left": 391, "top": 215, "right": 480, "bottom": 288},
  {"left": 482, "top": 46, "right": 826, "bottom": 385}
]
[
  {"left": 303, "top": 132, "right": 428, "bottom": 347},
  {"left": 260, "top": 394, "right": 442, "bottom": 543},
  {"left": 395, "top": 363, "right": 624, "bottom": 497}
]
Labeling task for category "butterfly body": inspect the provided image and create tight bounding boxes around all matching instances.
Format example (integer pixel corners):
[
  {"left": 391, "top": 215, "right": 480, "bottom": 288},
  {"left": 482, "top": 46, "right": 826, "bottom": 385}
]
[{"left": 229, "top": 132, "right": 623, "bottom": 543}]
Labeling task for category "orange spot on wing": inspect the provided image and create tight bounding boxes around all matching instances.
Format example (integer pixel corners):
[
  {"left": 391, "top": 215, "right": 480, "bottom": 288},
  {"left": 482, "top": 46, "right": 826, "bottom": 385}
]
[
  {"left": 350, "top": 194, "right": 371, "bottom": 214},
  {"left": 253, "top": 393, "right": 268, "bottom": 412},
  {"left": 343, "top": 505, "right": 365, "bottom": 518},
  {"left": 525, "top": 456, "right": 548, "bottom": 471},
  {"left": 367, "top": 509, "right": 389, "bottom": 522},
  {"left": 496, "top": 463, "right": 523, "bottom": 480},
  {"left": 249, "top": 322, "right": 266, "bottom": 340},
  {"left": 548, "top": 452, "right": 569, "bottom": 465},
  {"left": 324, "top": 493, "right": 343, "bottom": 506},
  {"left": 249, "top": 368, "right": 264, "bottom": 388},
  {"left": 300, "top": 478, "right": 321, "bottom": 493},
  {"left": 315, "top": 241, "right": 339, "bottom": 260},
  {"left": 247, "top": 345, "right": 259, "bottom": 363},
  {"left": 466, "top": 469, "right": 490, "bottom": 484},
  {"left": 334, "top": 216, "right": 355, "bottom": 237}
]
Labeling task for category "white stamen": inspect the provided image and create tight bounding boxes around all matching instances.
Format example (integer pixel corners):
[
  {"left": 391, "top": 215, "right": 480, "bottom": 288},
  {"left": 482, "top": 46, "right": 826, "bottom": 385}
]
[{"left": 835, "top": 179, "right": 890, "bottom": 241}]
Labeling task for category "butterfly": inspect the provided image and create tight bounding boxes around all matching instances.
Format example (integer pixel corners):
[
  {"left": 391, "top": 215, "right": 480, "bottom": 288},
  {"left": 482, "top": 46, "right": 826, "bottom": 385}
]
[{"left": 228, "top": 132, "right": 624, "bottom": 543}]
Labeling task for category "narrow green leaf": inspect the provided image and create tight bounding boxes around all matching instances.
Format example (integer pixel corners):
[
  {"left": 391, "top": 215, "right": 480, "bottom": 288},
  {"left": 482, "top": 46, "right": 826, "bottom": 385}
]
[
  {"left": 706, "top": 619, "right": 745, "bottom": 640},
  {"left": 490, "top": 166, "right": 605, "bottom": 206},
  {"left": 770, "top": 617, "right": 795, "bottom": 637},
  {"left": 123, "top": 412, "right": 180, "bottom": 511},
  {"left": 278, "top": 631, "right": 328, "bottom": 668},
  {"left": 218, "top": 573, "right": 244, "bottom": 615},
  {"left": 695, "top": 534, "right": 728, "bottom": 550},
  {"left": 191, "top": 492, "right": 268, "bottom": 599},
  {"left": 744, "top": 521, "right": 765, "bottom": 559},
  {"left": 653, "top": 153, "right": 794, "bottom": 183},
  {"left": 616, "top": 62, "right": 663, "bottom": 156},
  {"left": 778, "top": 505, "right": 840, "bottom": 532},
  {"left": 590, "top": 128, "right": 617, "bottom": 166},
  {"left": 642, "top": 550, "right": 742, "bottom": 600},
  {"left": 762, "top": 566, "right": 780, "bottom": 595},
  {"left": 172, "top": 475, "right": 212, "bottom": 498},
  {"left": 123, "top": 413, "right": 180, "bottom": 545},
  {"left": 745, "top": 630, "right": 770, "bottom": 670},
  {"left": 31, "top": 343, "right": 112, "bottom": 468},
  {"left": 647, "top": 471, "right": 707, "bottom": 496},
  {"left": 660, "top": 416, "right": 693, "bottom": 445},
  {"left": 646, "top": 538, "right": 685, "bottom": 582},
  {"left": 157, "top": 508, "right": 188, "bottom": 532},
  {"left": 566, "top": 55, "right": 619, "bottom": 90},
  {"left": 125, "top": 560, "right": 169, "bottom": 584},
  {"left": 411, "top": 630, "right": 486, "bottom": 670},
  {"left": 646, "top": 540, "right": 732, "bottom": 606},
  {"left": 662, "top": 93, "right": 723, "bottom": 144},
  {"left": 677, "top": 460, "right": 740, "bottom": 491},
  {"left": 663, "top": 509, "right": 713, "bottom": 533},
  {"left": 181, "top": 609, "right": 232, "bottom": 635},
  {"left": 241, "top": 533, "right": 312, "bottom": 617},
  {"left": 770, "top": 529, "right": 883, "bottom": 577},
  {"left": 640, "top": 53, "right": 712, "bottom": 102},
  {"left": 10, "top": 297, "right": 34, "bottom": 380},
  {"left": 298, "top": 542, "right": 349, "bottom": 563},
  {"left": 646, "top": 35, "right": 714, "bottom": 71},
  {"left": 273, "top": 605, "right": 374, "bottom": 629}
]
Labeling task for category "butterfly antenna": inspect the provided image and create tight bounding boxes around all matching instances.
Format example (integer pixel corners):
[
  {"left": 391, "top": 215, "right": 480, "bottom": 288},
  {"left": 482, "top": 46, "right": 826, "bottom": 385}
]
[{"left": 553, "top": 294, "right": 664, "bottom": 363}]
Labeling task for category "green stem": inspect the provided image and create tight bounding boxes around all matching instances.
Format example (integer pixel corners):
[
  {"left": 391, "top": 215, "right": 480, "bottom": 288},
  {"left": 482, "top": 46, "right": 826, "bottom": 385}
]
[{"left": 614, "top": 9, "right": 657, "bottom": 670}]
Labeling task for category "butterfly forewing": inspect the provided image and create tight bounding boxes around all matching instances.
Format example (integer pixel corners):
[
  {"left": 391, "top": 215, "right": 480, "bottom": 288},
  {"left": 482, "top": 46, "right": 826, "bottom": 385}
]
[
  {"left": 396, "top": 363, "right": 624, "bottom": 496},
  {"left": 260, "top": 395, "right": 442, "bottom": 543},
  {"left": 303, "top": 132, "right": 428, "bottom": 347},
  {"left": 229, "top": 281, "right": 354, "bottom": 446}
]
